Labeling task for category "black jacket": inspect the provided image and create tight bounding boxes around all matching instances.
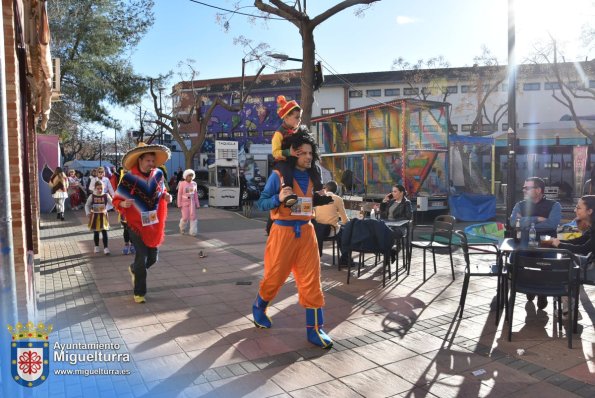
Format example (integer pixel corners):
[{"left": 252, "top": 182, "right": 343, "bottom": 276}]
[
  {"left": 340, "top": 218, "right": 394, "bottom": 255},
  {"left": 379, "top": 198, "right": 412, "bottom": 221}
]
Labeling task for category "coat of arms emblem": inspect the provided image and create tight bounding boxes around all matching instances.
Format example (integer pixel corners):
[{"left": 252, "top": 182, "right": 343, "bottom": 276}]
[{"left": 8, "top": 321, "right": 52, "bottom": 387}]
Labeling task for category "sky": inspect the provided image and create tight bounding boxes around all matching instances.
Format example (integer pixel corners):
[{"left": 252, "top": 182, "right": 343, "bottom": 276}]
[{"left": 110, "top": 0, "right": 594, "bottom": 131}]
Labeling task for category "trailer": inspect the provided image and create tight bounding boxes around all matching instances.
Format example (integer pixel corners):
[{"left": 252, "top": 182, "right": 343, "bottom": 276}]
[
  {"left": 312, "top": 99, "right": 450, "bottom": 215},
  {"left": 208, "top": 141, "right": 240, "bottom": 208}
]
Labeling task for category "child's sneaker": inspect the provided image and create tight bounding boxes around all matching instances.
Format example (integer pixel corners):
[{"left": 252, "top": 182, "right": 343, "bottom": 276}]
[
  {"left": 122, "top": 245, "right": 130, "bottom": 255},
  {"left": 129, "top": 245, "right": 136, "bottom": 254},
  {"left": 104, "top": 247, "right": 111, "bottom": 255},
  {"left": 94, "top": 246, "right": 100, "bottom": 254}
]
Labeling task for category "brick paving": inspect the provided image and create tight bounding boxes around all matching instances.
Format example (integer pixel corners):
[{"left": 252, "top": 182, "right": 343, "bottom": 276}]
[{"left": 32, "top": 206, "right": 595, "bottom": 397}]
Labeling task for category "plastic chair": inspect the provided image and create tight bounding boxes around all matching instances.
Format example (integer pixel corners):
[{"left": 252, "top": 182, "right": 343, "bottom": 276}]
[
  {"left": 408, "top": 215, "right": 457, "bottom": 281},
  {"left": 454, "top": 230, "right": 503, "bottom": 324},
  {"left": 508, "top": 248, "right": 579, "bottom": 348}
]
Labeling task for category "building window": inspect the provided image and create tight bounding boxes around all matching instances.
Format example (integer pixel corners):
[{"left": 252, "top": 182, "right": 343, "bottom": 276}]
[
  {"left": 421, "top": 87, "right": 433, "bottom": 95},
  {"left": 349, "top": 90, "right": 363, "bottom": 98},
  {"left": 501, "top": 83, "right": 508, "bottom": 92},
  {"left": 568, "top": 81, "right": 579, "bottom": 89},
  {"left": 523, "top": 82, "right": 540, "bottom": 91},
  {"left": 321, "top": 108, "right": 335, "bottom": 115},
  {"left": 446, "top": 86, "right": 458, "bottom": 94},
  {"left": 502, "top": 123, "right": 509, "bottom": 131},
  {"left": 248, "top": 131, "right": 260, "bottom": 137},
  {"left": 403, "top": 87, "right": 419, "bottom": 95},
  {"left": 232, "top": 97, "right": 241, "bottom": 105},
  {"left": 590, "top": 80, "right": 595, "bottom": 88},
  {"left": 263, "top": 96, "right": 275, "bottom": 102},
  {"left": 233, "top": 131, "right": 245, "bottom": 138},
  {"left": 263, "top": 130, "right": 275, "bottom": 137},
  {"left": 384, "top": 88, "right": 400, "bottom": 96},
  {"left": 218, "top": 132, "right": 230, "bottom": 139},
  {"left": 450, "top": 124, "right": 458, "bottom": 133},
  {"left": 523, "top": 122, "right": 539, "bottom": 127},
  {"left": 366, "top": 89, "right": 381, "bottom": 97},
  {"left": 206, "top": 133, "right": 215, "bottom": 140},
  {"left": 461, "top": 85, "right": 476, "bottom": 93},
  {"left": 544, "top": 82, "right": 561, "bottom": 90},
  {"left": 482, "top": 124, "right": 497, "bottom": 132},
  {"left": 461, "top": 124, "right": 472, "bottom": 132}
]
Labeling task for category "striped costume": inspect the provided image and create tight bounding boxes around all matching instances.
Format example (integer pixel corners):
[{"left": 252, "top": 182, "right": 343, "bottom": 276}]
[
  {"left": 112, "top": 167, "right": 168, "bottom": 248},
  {"left": 86, "top": 193, "right": 111, "bottom": 231}
]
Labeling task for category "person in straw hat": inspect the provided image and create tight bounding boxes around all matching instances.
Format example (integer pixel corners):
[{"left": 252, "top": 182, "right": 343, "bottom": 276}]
[{"left": 112, "top": 142, "right": 172, "bottom": 303}]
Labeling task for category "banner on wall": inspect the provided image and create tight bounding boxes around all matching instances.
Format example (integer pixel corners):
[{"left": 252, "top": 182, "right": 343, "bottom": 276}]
[
  {"left": 573, "top": 145, "right": 588, "bottom": 196},
  {"left": 37, "top": 135, "right": 60, "bottom": 213}
]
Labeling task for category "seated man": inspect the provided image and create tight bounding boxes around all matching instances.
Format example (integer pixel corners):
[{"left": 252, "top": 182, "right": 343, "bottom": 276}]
[
  {"left": 509, "top": 176, "right": 561, "bottom": 310},
  {"left": 313, "top": 180, "right": 349, "bottom": 257}
]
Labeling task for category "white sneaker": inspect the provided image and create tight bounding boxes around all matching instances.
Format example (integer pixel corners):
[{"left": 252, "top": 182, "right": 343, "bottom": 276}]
[
  {"left": 94, "top": 246, "right": 100, "bottom": 254},
  {"left": 104, "top": 247, "right": 111, "bottom": 255}
]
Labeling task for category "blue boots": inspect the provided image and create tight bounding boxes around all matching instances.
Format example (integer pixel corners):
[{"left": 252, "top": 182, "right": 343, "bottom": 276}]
[
  {"left": 306, "top": 308, "right": 333, "bottom": 349},
  {"left": 253, "top": 296, "right": 333, "bottom": 349},
  {"left": 252, "top": 295, "right": 272, "bottom": 328}
]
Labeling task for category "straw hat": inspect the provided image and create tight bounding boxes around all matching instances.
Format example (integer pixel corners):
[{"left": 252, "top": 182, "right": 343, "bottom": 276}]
[{"left": 122, "top": 142, "right": 171, "bottom": 171}]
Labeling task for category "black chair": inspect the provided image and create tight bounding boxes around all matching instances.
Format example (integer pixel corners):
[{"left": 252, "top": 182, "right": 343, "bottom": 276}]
[
  {"left": 376, "top": 220, "right": 410, "bottom": 275},
  {"left": 408, "top": 215, "right": 457, "bottom": 281},
  {"left": 454, "top": 230, "right": 503, "bottom": 324},
  {"left": 573, "top": 254, "right": 594, "bottom": 332},
  {"left": 341, "top": 218, "right": 395, "bottom": 286},
  {"left": 321, "top": 225, "right": 338, "bottom": 266},
  {"left": 508, "top": 248, "right": 579, "bottom": 349}
]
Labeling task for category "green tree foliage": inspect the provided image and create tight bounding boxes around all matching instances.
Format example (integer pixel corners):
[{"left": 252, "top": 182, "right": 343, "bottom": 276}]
[{"left": 47, "top": 0, "right": 154, "bottom": 133}]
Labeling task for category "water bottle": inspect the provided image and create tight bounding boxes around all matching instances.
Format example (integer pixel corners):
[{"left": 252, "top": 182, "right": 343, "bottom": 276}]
[
  {"left": 514, "top": 218, "right": 521, "bottom": 243},
  {"left": 370, "top": 207, "right": 376, "bottom": 219},
  {"left": 528, "top": 223, "right": 537, "bottom": 247}
]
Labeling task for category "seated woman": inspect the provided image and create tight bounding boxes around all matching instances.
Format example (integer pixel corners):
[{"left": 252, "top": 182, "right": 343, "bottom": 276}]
[
  {"left": 551, "top": 194, "right": 595, "bottom": 315},
  {"left": 379, "top": 184, "right": 412, "bottom": 238},
  {"left": 379, "top": 184, "right": 412, "bottom": 264}
]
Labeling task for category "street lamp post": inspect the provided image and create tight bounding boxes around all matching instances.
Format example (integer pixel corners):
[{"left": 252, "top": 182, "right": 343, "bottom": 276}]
[
  {"left": 99, "top": 131, "right": 103, "bottom": 166},
  {"left": 158, "top": 87, "right": 165, "bottom": 145},
  {"left": 506, "top": 0, "right": 517, "bottom": 223},
  {"left": 114, "top": 126, "right": 118, "bottom": 167},
  {"left": 268, "top": 53, "right": 303, "bottom": 63}
]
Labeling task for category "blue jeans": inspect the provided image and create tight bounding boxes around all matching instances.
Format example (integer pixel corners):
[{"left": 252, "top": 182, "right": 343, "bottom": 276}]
[{"left": 129, "top": 230, "right": 159, "bottom": 296}]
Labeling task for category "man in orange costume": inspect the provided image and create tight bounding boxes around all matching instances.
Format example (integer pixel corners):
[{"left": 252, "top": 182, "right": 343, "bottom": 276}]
[{"left": 253, "top": 129, "right": 333, "bottom": 348}]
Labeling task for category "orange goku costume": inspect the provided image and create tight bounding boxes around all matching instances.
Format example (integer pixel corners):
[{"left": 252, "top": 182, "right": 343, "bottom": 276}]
[{"left": 253, "top": 132, "right": 333, "bottom": 349}]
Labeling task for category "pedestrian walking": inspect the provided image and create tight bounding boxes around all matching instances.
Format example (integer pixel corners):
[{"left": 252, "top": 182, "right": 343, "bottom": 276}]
[
  {"left": 49, "top": 167, "right": 69, "bottom": 221},
  {"left": 85, "top": 181, "right": 113, "bottom": 255},
  {"left": 177, "top": 169, "right": 200, "bottom": 236},
  {"left": 253, "top": 129, "right": 333, "bottom": 349},
  {"left": 112, "top": 142, "right": 172, "bottom": 304}
]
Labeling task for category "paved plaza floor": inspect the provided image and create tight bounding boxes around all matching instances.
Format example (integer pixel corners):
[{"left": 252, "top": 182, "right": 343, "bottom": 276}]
[{"left": 31, "top": 206, "right": 594, "bottom": 397}]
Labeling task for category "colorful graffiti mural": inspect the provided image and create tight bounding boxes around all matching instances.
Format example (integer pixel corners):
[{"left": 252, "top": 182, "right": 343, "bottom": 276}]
[
  {"left": 37, "top": 134, "right": 61, "bottom": 213},
  {"left": 199, "top": 93, "right": 299, "bottom": 156},
  {"left": 315, "top": 99, "right": 450, "bottom": 199}
]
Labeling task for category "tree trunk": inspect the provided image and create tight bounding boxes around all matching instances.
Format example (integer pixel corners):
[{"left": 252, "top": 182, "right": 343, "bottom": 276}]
[
  {"left": 300, "top": 26, "right": 315, "bottom": 126},
  {"left": 456, "top": 145, "right": 490, "bottom": 194}
]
